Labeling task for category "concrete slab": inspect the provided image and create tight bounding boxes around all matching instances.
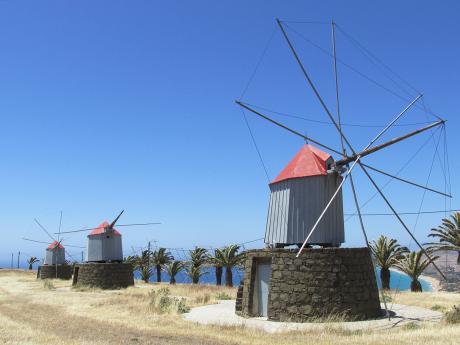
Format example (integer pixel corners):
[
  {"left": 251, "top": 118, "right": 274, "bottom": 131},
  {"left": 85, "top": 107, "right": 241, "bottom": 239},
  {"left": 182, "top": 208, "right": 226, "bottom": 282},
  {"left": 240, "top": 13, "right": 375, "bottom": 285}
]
[{"left": 183, "top": 300, "right": 442, "bottom": 333}]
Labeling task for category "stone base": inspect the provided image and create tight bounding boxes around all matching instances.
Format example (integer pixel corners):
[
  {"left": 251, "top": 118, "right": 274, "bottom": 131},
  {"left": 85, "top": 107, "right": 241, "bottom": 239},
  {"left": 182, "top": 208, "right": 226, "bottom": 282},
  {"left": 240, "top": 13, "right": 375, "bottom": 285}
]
[
  {"left": 37, "top": 265, "right": 73, "bottom": 280},
  {"left": 237, "top": 248, "right": 381, "bottom": 322},
  {"left": 72, "top": 262, "right": 134, "bottom": 289}
]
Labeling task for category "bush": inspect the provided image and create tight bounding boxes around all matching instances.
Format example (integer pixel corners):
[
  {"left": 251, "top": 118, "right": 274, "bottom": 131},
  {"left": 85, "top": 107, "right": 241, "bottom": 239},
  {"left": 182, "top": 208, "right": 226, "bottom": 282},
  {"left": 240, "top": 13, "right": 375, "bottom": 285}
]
[
  {"left": 215, "top": 292, "right": 232, "bottom": 300},
  {"left": 177, "top": 299, "right": 190, "bottom": 313},
  {"left": 148, "top": 287, "right": 190, "bottom": 314},
  {"left": 443, "top": 305, "right": 460, "bottom": 324},
  {"left": 431, "top": 304, "right": 446, "bottom": 312}
]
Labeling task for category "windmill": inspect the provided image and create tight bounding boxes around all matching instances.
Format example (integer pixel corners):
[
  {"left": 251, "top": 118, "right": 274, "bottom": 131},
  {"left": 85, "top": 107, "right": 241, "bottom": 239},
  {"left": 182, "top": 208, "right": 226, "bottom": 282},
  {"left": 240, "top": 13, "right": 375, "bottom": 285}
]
[
  {"left": 57, "top": 210, "right": 161, "bottom": 289},
  {"left": 23, "top": 212, "right": 84, "bottom": 279},
  {"left": 235, "top": 19, "right": 451, "bottom": 322}
]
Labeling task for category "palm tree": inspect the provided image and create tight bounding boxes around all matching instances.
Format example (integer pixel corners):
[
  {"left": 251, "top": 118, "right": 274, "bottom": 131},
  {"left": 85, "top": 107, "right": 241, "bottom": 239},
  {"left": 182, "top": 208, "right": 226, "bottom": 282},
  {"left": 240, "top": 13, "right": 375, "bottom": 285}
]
[
  {"left": 208, "top": 249, "right": 223, "bottom": 286},
  {"left": 166, "top": 261, "right": 185, "bottom": 284},
  {"left": 151, "top": 248, "right": 173, "bottom": 283},
  {"left": 369, "top": 235, "right": 408, "bottom": 290},
  {"left": 427, "top": 212, "right": 460, "bottom": 263},
  {"left": 187, "top": 247, "right": 208, "bottom": 284},
  {"left": 27, "top": 257, "right": 39, "bottom": 270},
  {"left": 186, "top": 265, "right": 208, "bottom": 284},
  {"left": 126, "top": 250, "right": 153, "bottom": 283},
  {"left": 213, "top": 245, "right": 244, "bottom": 287},
  {"left": 395, "top": 250, "right": 438, "bottom": 292}
]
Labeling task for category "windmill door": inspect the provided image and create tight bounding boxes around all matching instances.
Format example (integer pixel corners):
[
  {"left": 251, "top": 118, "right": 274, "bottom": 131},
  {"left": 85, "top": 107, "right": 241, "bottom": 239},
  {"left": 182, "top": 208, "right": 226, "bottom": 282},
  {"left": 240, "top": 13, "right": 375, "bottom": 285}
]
[{"left": 256, "top": 262, "right": 271, "bottom": 317}]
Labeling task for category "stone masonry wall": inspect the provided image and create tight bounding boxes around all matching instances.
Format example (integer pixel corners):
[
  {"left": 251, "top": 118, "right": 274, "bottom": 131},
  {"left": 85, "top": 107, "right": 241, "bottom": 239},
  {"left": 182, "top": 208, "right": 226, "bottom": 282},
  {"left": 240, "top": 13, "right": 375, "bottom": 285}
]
[
  {"left": 237, "top": 248, "right": 381, "bottom": 322},
  {"left": 38, "top": 264, "right": 73, "bottom": 280},
  {"left": 73, "top": 262, "right": 134, "bottom": 289}
]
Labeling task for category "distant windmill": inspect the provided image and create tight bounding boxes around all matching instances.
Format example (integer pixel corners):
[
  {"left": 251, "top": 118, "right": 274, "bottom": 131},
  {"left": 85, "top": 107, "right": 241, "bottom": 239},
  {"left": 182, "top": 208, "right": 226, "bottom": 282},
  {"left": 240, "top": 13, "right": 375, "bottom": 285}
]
[
  {"left": 23, "top": 211, "right": 84, "bottom": 279},
  {"left": 57, "top": 210, "right": 161, "bottom": 289},
  {"left": 58, "top": 210, "right": 161, "bottom": 262}
]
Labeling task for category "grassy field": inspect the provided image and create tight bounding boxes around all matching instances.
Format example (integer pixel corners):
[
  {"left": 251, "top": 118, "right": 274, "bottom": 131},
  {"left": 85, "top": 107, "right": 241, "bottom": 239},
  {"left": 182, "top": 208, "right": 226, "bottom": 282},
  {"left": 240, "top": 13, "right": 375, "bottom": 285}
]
[{"left": 1, "top": 270, "right": 460, "bottom": 345}]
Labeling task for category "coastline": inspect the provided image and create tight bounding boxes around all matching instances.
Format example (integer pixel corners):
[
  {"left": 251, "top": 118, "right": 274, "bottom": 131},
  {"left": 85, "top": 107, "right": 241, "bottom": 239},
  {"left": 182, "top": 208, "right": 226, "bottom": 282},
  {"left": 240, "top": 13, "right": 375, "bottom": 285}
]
[
  {"left": 419, "top": 273, "right": 441, "bottom": 292},
  {"left": 389, "top": 267, "right": 440, "bottom": 292}
]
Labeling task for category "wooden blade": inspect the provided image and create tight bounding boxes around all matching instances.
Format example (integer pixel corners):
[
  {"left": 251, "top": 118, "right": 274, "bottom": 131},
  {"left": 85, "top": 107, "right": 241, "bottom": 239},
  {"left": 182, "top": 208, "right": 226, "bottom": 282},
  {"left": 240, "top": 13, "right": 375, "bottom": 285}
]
[{"left": 109, "top": 210, "right": 125, "bottom": 230}]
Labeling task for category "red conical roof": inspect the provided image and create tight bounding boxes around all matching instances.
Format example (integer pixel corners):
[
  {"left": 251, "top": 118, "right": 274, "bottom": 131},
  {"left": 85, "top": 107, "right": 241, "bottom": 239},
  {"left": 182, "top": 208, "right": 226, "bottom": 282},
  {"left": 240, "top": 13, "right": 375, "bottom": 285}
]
[
  {"left": 89, "top": 221, "right": 121, "bottom": 236},
  {"left": 271, "top": 144, "right": 332, "bottom": 184},
  {"left": 47, "top": 241, "right": 64, "bottom": 250}
]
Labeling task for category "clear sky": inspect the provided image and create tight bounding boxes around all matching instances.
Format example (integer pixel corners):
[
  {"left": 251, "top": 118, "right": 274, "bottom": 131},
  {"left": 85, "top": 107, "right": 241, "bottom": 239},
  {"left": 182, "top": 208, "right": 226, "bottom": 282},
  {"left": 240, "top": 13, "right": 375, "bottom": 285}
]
[{"left": 0, "top": 1, "right": 458, "bottom": 265}]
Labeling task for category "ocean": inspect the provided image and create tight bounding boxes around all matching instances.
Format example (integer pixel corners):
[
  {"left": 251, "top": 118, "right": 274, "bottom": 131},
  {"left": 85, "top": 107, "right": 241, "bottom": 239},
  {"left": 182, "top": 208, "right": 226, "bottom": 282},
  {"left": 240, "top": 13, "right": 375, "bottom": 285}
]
[
  {"left": 136, "top": 266, "right": 432, "bottom": 291},
  {"left": 1, "top": 262, "right": 433, "bottom": 291}
]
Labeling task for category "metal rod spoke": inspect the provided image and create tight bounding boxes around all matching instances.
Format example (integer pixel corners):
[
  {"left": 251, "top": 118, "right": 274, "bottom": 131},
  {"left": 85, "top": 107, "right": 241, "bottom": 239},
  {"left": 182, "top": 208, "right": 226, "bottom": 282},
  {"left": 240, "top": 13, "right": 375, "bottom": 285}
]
[
  {"left": 235, "top": 101, "right": 344, "bottom": 156},
  {"left": 336, "top": 120, "right": 445, "bottom": 166},
  {"left": 276, "top": 18, "right": 356, "bottom": 155},
  {"left": 358, "top": 162, "right": 447, "bottom": 280},
  {"left": 296, "top": 157, "right": 361, "bottom": 257},
  {"left": 361, "top": 163, "right": 451, "bottom": 198},
  {"left": 348, "top": 173, "right": 390, "bottom": 319},
  {"left": 366, "top": 94, "right": 422, "bottom": 149},
  {"left": 34, "top": 219, "right": 56, "bottom": 242}
]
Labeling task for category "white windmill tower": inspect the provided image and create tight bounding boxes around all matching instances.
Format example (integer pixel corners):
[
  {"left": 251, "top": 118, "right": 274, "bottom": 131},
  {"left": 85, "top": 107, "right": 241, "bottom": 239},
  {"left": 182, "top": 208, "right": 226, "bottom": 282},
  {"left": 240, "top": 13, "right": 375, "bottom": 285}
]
[{"left": 235, "top": 19, "right": 450, "bottom": 321}]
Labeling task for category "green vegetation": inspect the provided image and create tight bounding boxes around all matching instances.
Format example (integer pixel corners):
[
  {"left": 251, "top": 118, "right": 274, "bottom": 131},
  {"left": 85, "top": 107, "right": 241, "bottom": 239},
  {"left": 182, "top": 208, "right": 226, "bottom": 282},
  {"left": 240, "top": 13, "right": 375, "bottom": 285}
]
[
  {"left": 369, "top": 235, "right": 408, "bottom": 290},
  {"left": 443, "top": 305, "right": 460, "bottom": 324},
  {"left": 208, "top": 249, "right": 224, "bottom": 286},
  {"left": 215, "top": 292, "right": 232, "bottom": 300},
  {"left": 26, "top": 256, "right": 39, "bottom": 270},
  {"left": 126, "top": 250, "right": 153, "bottom": 283},
  {"left": 151, "top": 248, "right": 174, "bottom": 283},
  {"left": 427, "top": 211, "right": 460, "bottom": 264},
  {"left": 211, "top": 245, "right": 244, "bottom": 287},
  {"left": 148, "top": 287, "right": 190, "bottom": 314},
  {"left": 187, "top": 247, "right": 208, "bottom": 284},
  {"left": 394, "top": 250, "right": 438, "bottom": 292},
  {"left": 166, "top": 260, "right": 186, "bottom": 284}
]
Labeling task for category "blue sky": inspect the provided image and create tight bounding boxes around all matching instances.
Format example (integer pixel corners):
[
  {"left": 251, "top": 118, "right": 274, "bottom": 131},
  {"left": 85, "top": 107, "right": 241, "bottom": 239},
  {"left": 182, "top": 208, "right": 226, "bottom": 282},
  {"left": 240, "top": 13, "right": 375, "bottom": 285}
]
[{"left": 0, "top": 1, "right": 458, "bottom": 265}]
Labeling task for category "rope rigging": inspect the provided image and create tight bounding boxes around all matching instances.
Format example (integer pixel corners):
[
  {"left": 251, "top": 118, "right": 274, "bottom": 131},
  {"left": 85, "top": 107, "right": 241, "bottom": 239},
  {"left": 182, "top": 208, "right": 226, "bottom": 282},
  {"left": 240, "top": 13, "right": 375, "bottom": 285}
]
[{"left": 242, "top": 102, "right": 433, "bottom": 128}]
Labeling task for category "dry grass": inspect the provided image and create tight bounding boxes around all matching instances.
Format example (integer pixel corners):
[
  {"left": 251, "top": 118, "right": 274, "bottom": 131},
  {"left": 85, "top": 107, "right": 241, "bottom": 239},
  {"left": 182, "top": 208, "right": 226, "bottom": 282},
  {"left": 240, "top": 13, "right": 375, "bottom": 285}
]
[
  {"left": 1, "top": 270, "right": 460, "bottom": 345},
  {"left": 391, "top": 291, "right": 460, "bottom": 311}
]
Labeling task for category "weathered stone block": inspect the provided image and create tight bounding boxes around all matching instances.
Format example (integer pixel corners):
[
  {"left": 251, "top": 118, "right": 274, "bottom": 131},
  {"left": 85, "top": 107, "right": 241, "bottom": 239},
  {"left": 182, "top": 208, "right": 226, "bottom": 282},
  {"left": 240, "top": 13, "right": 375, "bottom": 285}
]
[{"left": 236, "top": 247, "right": 381, "bottom": 322}]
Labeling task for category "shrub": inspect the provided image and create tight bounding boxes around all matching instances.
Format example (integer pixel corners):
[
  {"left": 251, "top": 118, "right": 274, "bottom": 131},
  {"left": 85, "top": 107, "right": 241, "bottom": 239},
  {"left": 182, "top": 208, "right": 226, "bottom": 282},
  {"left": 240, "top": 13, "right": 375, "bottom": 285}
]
[
  {"left": 177, "top": 298, "right": 190, "bottom": 313},
  {"left": 215, "top": 292, "right": 232, "bottom": 300},
  {"left": 443, "top": 305, "right": 460, "bottom": 324},
  {"left": 431, "top": 304, "right": 446, "bottom": 312},
  {"left": 148, "top": 287, "right": 190, "bottom": 314}
]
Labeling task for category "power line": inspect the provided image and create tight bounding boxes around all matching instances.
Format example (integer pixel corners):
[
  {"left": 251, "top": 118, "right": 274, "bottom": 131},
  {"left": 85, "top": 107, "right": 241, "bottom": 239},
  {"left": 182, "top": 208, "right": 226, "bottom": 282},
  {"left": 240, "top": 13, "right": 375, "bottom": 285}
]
[
  {"left": 284, "top": 23, "right": 441, "bottom": 119},
  {"left": 240, "top": 108, "right": 271, "bottom": 182},
  {"left": 243, "top": 102, "right": 432, "bottom": 128}
]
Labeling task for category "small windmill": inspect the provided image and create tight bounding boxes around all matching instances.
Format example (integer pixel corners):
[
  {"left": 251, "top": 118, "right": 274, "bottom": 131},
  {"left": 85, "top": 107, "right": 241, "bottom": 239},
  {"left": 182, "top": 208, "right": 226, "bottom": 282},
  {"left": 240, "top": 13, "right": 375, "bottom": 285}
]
[
  {"left": 58, "top": 210, "right": 161, "bottom": 262},
  {"left": 235, "top": 19, "right": 451, "bottom": 321},
  {"left": 57, "top": 210, "right": 161, "bottom": 289},
  {"left": 23, "top": 212, "right": 84, "bottom": 279}
]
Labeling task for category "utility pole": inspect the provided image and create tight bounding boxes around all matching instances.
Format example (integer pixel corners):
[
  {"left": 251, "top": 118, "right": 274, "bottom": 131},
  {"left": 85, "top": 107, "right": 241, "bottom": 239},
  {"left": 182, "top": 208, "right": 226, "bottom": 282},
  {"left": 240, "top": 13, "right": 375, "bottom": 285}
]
[
  {"left": 11, "top": 253, "right": 13, "bottom": 268},
  {"left": 81, "top": 251, "right": 84, "bottom": 262},
  {"left": 17, "top": 251, "right": 20, "bottom": 269}
]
